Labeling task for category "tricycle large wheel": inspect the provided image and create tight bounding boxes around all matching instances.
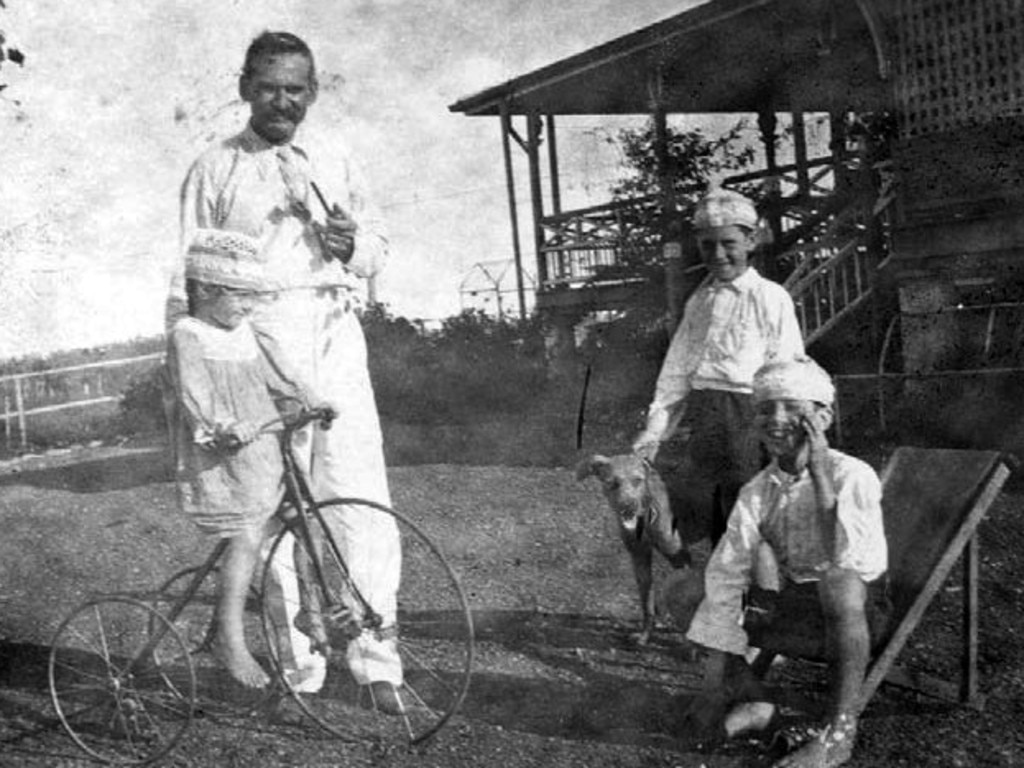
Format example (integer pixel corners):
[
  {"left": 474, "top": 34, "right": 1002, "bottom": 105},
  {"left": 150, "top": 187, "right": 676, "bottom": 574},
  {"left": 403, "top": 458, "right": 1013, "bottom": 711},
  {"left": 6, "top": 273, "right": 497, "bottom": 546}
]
[
  {"left": 48, "top": 596, "right": 196, "bottom": 765},
  {"left": 261, "top": 498, "right": 474, "bottom": 745}
]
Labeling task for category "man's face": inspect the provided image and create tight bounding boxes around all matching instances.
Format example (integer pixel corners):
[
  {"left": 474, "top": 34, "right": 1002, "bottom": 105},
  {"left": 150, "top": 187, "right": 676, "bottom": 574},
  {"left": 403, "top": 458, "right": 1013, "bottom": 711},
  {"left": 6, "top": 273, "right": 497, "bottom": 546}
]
[
  {"left": 696, "top": 224, "right": 756, "bottom": 282},
  {"left": 240, "top": 53, "right": 317, "bottom": 145}
]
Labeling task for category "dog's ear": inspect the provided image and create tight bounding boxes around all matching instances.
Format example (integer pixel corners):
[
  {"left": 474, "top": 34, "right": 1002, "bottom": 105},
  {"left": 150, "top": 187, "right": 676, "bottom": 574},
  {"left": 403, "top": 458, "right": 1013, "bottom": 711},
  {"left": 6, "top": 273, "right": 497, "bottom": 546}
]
[{"left": 575, "top": 454, "right": 611, "bottom": 482}]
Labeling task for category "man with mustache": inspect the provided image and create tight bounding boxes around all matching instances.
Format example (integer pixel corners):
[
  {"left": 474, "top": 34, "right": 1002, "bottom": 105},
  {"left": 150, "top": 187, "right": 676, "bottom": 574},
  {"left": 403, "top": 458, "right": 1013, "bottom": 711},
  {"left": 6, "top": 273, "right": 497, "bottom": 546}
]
[{"left": 167, "top": 31, "right": 404, "bottom": 714}]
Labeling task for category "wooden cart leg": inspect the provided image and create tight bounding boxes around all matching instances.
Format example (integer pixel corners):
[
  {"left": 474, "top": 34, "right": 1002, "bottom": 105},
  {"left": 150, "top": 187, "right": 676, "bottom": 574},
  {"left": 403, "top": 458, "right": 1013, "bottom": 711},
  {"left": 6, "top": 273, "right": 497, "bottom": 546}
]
[{"left": 962, "top": 533, "right": 980, "bottom": 706}]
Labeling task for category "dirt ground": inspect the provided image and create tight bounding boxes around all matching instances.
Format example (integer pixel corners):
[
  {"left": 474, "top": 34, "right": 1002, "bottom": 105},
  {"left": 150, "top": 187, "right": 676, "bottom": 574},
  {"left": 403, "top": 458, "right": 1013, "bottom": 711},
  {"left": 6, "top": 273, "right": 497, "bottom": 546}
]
[{"left": 2, "top": 444, "right": 1024, "bottom": 767}]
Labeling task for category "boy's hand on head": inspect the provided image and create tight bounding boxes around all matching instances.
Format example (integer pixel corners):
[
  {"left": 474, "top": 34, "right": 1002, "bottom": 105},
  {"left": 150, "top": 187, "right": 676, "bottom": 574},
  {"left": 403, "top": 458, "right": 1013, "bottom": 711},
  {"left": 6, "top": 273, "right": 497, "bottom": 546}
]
[{"left": 801, "top": 408, "right": 830, "bottom": 470}]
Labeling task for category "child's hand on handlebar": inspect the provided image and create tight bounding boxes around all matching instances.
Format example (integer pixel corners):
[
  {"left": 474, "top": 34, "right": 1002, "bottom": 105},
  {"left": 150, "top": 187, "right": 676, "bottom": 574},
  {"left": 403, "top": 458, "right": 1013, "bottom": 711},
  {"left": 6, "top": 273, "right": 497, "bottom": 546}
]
[
  {"left": 279, "top": 404, "right": 335, "bottom": 430},
  {"left": 211, "top": 420, "right": 260, "bottom": 449}
]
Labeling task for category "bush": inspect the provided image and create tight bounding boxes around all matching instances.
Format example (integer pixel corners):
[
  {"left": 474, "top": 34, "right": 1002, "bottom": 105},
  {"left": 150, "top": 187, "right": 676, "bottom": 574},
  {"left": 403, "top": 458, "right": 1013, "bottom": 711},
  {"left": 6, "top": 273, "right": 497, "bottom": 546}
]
[
  {"left": 119, "top": 365, "right": 169, "bottom": 437},
  {"left": 5, "top": 308, "right": 671, "bottom": 466},
  {"left": 365, "top": 307, "right": 549, "bottom": 426}
]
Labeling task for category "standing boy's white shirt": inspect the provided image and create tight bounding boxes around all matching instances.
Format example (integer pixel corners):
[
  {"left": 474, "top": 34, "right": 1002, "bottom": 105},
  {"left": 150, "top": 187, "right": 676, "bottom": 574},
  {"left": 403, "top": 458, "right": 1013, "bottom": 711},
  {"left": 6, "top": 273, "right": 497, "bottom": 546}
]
[{"left": 639, "top": 267, "right": 804, "bottom": 445}]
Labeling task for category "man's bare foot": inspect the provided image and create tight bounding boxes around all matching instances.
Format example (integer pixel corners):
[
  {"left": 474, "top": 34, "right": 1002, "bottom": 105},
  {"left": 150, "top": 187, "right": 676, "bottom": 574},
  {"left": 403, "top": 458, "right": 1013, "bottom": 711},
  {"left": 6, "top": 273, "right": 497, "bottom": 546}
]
[
  {"left": 772, "top": 714, "right": 856, "bottom": 768},
  {"left": 217, "top": 645, "right": 270, "bottom": 689}
]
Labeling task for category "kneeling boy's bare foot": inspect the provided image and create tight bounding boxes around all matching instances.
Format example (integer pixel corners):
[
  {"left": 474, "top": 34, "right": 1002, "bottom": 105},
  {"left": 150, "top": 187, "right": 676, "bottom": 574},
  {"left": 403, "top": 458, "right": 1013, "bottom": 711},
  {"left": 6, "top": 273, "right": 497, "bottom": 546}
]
[
  {"left": 217, "top": 645, "right": 270, "bottom": 689},
  {"left": 772, "top": 715, "right": 856, "bottom": 768}
]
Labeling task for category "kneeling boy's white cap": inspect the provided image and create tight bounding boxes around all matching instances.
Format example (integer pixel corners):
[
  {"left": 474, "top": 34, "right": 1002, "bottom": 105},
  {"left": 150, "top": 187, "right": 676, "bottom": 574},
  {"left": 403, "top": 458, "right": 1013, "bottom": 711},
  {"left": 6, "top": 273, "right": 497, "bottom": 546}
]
[{"left": 753, "top": 356, "right": 835, "bottom": 406}]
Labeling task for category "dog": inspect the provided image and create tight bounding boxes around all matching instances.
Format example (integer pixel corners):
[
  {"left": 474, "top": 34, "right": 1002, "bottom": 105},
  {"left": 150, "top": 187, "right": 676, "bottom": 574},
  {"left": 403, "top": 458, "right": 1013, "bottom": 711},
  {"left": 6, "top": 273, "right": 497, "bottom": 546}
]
[{"left": 576, "top": 453, "right": 710, "bottom": 644}]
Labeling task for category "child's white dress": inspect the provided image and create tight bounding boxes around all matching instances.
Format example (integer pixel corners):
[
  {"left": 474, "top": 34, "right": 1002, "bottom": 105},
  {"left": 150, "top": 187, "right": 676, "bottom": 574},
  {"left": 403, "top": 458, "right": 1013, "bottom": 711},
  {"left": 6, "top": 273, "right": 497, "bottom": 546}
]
[{"left": 167, "top": 316, "right": 312, "bottom": 537}]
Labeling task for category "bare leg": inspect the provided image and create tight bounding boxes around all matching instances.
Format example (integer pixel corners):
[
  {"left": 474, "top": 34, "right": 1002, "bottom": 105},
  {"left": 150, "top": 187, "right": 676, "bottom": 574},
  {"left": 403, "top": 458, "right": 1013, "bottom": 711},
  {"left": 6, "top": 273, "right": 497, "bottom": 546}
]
[
  {"left": 774, "top": 568, "right": 867, "bottom": 768},
  {"left": 821, "top": 569, "right": 871, "bottom": 718},
  {"left": 217, "top": 526, "right": 270, "bottom": 689}
]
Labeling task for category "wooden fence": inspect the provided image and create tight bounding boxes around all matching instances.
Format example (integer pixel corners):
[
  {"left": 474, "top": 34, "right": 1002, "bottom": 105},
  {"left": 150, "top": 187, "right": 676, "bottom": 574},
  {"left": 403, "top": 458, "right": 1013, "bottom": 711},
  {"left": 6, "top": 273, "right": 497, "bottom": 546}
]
[{"left": 0, "top": 353, "right": 164, "bottom": 452}]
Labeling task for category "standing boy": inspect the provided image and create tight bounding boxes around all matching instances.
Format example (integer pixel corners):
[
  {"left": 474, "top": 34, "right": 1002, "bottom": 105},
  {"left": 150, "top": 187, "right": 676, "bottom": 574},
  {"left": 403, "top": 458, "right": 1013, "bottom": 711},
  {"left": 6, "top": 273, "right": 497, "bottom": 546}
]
[{"left": 633, "top": 188, "right": 804, "bottom": 543}]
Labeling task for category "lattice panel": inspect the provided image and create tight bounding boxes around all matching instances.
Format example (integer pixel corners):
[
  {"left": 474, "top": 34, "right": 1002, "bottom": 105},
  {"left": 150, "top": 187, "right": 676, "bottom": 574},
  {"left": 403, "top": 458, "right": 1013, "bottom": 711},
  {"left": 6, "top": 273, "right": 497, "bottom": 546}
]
[{"left": 895, "top": 0, "right": 1024, "bottom": 138}]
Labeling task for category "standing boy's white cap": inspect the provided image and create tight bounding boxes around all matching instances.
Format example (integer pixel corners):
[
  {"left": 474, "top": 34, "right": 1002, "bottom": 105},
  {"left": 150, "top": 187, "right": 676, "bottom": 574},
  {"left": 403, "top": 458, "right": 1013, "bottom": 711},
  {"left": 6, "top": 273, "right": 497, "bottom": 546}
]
[
  {"left": 185, "top": 229, "right": 270, "bottom": 291},
  {"left": 693, "top": 188, "right": 760, "bottom": 230}
]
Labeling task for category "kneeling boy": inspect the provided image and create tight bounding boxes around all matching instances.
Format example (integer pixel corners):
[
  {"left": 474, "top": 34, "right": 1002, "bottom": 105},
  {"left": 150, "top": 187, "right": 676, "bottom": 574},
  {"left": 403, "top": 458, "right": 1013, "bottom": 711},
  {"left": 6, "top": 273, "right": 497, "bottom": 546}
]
[{"left": 685, "top": 356, "right": 889, "bottom": 768}]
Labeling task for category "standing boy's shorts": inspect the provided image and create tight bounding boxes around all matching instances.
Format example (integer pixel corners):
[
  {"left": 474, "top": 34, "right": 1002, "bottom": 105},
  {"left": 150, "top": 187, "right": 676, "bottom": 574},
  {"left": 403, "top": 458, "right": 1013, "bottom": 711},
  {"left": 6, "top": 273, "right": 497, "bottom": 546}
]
[{"left": 654, "top": 388, "right": 763, "bottom": 544}]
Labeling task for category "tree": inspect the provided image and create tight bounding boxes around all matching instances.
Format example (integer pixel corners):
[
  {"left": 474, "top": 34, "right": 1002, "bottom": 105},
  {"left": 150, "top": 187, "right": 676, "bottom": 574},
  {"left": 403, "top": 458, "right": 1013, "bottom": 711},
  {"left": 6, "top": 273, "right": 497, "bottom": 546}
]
[
  {"left": 611, "top": 118, "right": 756, "bottom": 207},
  {"left": 0, "top": 1, "right": 26, "bottom": 101},
  {"left": 592, "top": 118, "right": 757, "bottom": 282}
]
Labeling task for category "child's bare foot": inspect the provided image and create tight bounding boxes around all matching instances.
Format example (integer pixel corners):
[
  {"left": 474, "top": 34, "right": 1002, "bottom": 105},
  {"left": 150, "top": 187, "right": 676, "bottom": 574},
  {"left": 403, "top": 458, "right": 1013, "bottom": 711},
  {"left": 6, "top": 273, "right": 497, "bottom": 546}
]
[{"left": 217, "top": 644, "right": 270, "bottom": 689}]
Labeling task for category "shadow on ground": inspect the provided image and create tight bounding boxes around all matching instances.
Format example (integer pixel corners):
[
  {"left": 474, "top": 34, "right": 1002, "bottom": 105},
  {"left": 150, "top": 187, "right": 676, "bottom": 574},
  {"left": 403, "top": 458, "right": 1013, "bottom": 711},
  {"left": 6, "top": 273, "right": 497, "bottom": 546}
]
[
  {"left": 0, "top": 449, "right": 172, "bottom": 493},
  {"left": 0, "top": 607, "right": 961, "bottom": 768},
  {"left": 466, "top": 609, "right": 701, "bottom": 749},
  {"left": 0, "top": 641, "right": 86, "bottom": 765},
  {"left": 0, "top": 608, "right": 704, "bottom": 760}
]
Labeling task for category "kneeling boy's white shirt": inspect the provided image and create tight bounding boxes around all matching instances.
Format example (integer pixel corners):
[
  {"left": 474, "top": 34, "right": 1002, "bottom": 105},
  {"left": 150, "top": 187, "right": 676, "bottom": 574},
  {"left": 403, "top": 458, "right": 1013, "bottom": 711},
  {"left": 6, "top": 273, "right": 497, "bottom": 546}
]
[{"left": 687, "top": 449, "right": 887, "bottom": 656}]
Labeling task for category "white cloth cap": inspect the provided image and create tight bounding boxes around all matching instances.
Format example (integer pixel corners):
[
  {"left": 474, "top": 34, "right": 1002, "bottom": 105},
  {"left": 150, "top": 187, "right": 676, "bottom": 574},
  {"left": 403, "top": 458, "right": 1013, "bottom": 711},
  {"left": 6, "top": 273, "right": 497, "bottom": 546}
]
[
  {"left": 693, "top": 189, "right": 760, "bottom": 230},
  {"left": 752, "top": 356, "right": 835, "bottom": 406},
  {"left": 186, "top": 229, "right": 270, "bottom": 291}
]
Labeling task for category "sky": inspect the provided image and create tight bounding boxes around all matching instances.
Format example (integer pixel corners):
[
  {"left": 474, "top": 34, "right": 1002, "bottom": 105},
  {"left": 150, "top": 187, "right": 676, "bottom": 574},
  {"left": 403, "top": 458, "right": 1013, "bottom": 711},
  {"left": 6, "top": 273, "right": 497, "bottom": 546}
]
[{"left": 0, "top": 0, "right": 706, "bottom": 358}]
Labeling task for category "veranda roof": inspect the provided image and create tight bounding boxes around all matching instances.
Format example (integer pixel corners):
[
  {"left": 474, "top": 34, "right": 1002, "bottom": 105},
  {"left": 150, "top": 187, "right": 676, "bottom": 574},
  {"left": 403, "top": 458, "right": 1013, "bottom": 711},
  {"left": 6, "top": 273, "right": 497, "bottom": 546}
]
[{"left": 449, "top": 0, "right": 891, "bottom": 117}]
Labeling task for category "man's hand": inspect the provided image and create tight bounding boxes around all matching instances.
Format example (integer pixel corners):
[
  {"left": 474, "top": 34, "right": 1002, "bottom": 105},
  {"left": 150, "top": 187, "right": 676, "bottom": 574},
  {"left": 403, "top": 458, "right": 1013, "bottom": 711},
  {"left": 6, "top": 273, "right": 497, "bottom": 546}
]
[
  {"left": 313, "top": 402, "right": 337, "bottom": 428},
  {"left": 314, "top": 204, "right": 358, "bottom": 264}
]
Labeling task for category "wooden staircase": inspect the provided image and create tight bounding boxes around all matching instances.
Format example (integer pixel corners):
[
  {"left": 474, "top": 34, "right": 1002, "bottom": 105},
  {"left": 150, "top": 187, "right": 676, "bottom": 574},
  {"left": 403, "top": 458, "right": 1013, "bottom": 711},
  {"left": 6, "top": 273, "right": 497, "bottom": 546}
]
[
  {"left": 776, "top": 189, "right": 894, "bottom": 347},
  {"left": 532, "top": 161, "right": 896, "bottom": 353}
]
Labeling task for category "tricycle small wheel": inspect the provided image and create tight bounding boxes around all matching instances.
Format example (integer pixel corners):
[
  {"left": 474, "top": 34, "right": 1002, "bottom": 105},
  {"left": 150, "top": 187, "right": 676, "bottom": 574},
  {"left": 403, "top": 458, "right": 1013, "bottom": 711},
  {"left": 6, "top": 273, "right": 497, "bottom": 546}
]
[
  {"left": 151, "top": 565, "right": 272, "bottom": 720},
  {"left": 49, "top": 595, "right": 196, "bottom": 765}
]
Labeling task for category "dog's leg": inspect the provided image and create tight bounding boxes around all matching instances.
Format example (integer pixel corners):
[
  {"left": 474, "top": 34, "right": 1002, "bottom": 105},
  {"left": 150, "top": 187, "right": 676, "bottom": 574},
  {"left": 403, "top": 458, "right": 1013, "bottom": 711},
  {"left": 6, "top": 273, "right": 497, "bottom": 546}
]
[
  {"left": 628, "top": 542, "right": 655, "bottom": 646},
  {"left": 645, "top": 474, "right": 691, "bottom": 567}
]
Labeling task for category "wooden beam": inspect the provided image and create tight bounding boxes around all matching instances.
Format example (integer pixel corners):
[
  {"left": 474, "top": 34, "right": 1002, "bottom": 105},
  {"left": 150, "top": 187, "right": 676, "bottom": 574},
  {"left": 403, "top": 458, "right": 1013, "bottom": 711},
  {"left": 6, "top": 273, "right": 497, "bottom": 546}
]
[
  {"left": 962, "top": 532, "right": 980, "bottom": 704},
  {"left": 792, "top": 112, "right": 810, "bottom": 196},
  {"left": 508, "top": 124, "right": 529, "bottom": 153},
  {"left": 526, "top": 112, "right": 547, "bottom": 290},
  {"left": 653, "top": 104, "right": 682, "bottom": 323},
  {"left": 500, "top": 103, "right": 528, "bottom": 318},
  {"left": 830, "top": 111, "right": 850, "bottom": 198},
  {"left": 853, "top": 0, "right": 891, "bottom": 80},
  {"left": 546, "top": 115, "right": 562, "bottom": 216},
  {"left": 758, "top": 108, "right": 783, "bottom": 278}
]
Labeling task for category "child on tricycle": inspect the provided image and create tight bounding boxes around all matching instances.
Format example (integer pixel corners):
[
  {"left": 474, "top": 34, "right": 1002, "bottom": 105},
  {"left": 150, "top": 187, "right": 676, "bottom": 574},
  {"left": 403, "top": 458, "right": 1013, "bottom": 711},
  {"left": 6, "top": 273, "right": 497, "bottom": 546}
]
[{"left": 166, "top": 227, "right": 330, "bottom": 689}]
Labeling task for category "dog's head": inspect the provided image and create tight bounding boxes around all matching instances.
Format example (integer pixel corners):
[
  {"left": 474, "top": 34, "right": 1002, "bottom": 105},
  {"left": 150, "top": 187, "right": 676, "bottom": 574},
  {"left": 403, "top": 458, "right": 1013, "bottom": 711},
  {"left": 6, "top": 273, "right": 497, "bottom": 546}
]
[{"left": 575, "top": 453, "right": 651, "bottom": 532}]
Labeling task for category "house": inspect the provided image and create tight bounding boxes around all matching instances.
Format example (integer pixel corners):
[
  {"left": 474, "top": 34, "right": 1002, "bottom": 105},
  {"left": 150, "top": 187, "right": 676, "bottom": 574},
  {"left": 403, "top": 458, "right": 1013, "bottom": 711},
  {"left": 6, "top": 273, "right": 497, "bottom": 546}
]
[{"left": 450, "top": 0, "right": 1024, "bottom": 393}]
